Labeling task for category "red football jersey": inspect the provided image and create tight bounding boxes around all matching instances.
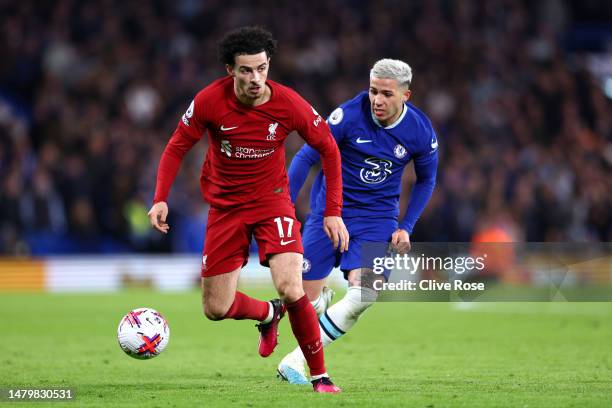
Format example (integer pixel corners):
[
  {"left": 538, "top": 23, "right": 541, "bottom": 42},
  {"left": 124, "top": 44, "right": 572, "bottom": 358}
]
[{"left": 153, "top": 76, "right": 342, "bottom": 216}]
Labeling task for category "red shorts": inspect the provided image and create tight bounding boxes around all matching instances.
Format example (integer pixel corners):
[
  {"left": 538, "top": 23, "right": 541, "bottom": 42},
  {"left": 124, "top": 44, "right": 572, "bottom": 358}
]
[{"left": 201, "top": 202, "right": 303, "bottom": 277}]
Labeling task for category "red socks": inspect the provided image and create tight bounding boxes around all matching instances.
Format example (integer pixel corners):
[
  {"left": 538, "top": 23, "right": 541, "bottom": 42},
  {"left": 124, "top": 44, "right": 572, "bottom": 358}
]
[
  {"left": 223, "top": 291, "right": 269, "bottom": 321},
  {"left": 286, "top": 294, "right": 326, "bottom": 376},
  {"left": 222, "top": 292, "right": 326, "bottom": 376}
]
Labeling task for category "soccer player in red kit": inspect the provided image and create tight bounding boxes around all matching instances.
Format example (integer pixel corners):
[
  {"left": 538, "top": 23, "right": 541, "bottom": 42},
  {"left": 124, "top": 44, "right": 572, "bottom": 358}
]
[{"left": 147, "top": 27, "right": 348, "bottom": 393}]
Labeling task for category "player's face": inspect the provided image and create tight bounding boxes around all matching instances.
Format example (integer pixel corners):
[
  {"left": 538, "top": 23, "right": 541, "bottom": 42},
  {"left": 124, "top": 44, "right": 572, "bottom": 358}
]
[
  {"left": 369, "top": 77, "right": 411, "bottom": 126},
  {"left": 227, "top": 52, "right": 270, "bottom": 103}
]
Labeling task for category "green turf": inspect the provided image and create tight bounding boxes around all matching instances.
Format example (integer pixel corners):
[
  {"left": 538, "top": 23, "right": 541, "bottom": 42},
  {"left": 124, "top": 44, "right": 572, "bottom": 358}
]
[{"left": 1, "top": 289, "right": 612, "bottom": 407}]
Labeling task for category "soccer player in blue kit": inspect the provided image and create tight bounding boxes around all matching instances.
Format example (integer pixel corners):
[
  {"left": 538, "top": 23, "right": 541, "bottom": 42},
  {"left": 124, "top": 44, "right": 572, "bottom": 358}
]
[{"left": 277, "top": 59, "right": 439, "bottom": 384}]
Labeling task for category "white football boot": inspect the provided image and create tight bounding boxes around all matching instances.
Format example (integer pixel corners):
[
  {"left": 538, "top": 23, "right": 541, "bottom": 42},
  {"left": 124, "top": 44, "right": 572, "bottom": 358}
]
[
  {"left": 311, "top": 286, "right": 335, "bottom": 317},
  {"left": 277, "top": 348, "right": 309, "bottom": 384}
]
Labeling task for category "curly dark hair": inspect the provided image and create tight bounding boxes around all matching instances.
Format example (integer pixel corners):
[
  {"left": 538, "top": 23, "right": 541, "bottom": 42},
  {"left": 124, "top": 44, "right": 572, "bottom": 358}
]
[{"left": 218, "top": 26, "right": 277, "bottom": 66}]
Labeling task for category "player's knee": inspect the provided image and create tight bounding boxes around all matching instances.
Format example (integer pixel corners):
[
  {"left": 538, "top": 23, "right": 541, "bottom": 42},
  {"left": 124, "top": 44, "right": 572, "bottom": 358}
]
[
  {"left": 348, "top": 274, "right": 361, "bottom": 287},
  {"left": 276, "top": 280, "right": 305, "bottom": 304},
  {"left": 203, "top": 302, "right": 228, "bottom": 321}
]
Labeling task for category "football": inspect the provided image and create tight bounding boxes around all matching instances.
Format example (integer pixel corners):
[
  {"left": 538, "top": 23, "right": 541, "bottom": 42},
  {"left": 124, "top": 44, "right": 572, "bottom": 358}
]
[{"left": 117, "top": 308, "right": 170, "bottom": 359}]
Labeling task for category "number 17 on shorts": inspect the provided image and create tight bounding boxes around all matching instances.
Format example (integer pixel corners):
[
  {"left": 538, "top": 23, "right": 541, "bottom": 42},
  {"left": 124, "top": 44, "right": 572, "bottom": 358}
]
[{"left": 255, "top": 215, "right": 303, "bottom": 261}]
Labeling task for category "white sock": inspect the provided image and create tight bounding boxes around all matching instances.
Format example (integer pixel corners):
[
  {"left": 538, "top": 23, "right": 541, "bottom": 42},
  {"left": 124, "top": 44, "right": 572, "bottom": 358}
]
[
  {"left": 319, "top": 286, "right": 376, "bottom": 345},
  {"left": 289, "top": 286, "right": 377, "bottom": 362},
  {"left": 310, "top": 372, "right": 329, "bottom": 381},
  {"left": 261, "top": 301, "right": 274, "bottom": 324}
]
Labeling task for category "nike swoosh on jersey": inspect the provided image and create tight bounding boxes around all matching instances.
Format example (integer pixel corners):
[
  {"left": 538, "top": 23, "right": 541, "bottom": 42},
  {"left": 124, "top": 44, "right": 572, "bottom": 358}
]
[
  {"left": 356, "top": 137, "right": 372, "bottom": 143},
  {"left": 220, "top": 125, "right": 238, "bottom": 131},
  {"left": 280, "top": 239, "right": 296, "bottom": 246}
]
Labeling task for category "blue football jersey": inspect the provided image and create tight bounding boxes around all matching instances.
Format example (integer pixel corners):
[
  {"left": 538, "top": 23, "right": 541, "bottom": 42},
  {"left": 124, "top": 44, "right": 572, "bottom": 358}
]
[{"left": 289, "top": 91, "right": 438, "bottom": 233}]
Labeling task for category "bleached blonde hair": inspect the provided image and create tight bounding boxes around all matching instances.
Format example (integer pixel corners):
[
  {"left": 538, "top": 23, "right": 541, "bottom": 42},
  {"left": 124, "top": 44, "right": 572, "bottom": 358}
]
[{"left": 370, "top": 58, "right": 412, "bottom": 89}]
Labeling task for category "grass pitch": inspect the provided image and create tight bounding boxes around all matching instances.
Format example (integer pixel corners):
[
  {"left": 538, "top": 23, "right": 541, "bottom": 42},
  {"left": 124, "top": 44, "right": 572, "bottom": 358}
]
[{"left": 1, "top": 289, "right": 612, "bottom": 407}]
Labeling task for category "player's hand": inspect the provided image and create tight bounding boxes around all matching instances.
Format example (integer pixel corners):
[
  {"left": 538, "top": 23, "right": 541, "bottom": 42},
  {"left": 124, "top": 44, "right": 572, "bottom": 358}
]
[
  {"left": 391, "top": 228, "right": 411, "bottom": 254},
  {"left": 148, "top": 201, "right": 170, "bottom": 234},
  {"left": 323, "top": 216, "right": 350, "bottom": 253}
]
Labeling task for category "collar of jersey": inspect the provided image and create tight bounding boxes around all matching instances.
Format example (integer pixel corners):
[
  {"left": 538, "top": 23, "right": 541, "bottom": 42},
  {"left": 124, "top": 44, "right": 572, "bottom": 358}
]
[{"left": 371, "top": 103, "right": 407, "bottom": 129}]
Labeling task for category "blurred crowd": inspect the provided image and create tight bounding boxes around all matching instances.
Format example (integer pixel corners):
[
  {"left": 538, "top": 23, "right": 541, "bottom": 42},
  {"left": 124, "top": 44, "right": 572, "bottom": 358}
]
[{"left": 1, "top": 0, "right": 611, "bottom": 255}]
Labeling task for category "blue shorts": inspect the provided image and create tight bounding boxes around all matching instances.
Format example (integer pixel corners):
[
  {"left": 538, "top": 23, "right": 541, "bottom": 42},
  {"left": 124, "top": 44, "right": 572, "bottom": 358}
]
[{"left": 301, "top": 215, "right": 397, "bottom": 281}]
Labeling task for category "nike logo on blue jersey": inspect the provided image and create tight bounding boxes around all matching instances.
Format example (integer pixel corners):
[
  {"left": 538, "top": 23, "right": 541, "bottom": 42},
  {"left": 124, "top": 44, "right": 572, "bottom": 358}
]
[
  {"left": 431, "top": 136, "right": 438, "bottom": 149},
  {"left": 356, "top": 137, "right": 372, "bottom": 144}
]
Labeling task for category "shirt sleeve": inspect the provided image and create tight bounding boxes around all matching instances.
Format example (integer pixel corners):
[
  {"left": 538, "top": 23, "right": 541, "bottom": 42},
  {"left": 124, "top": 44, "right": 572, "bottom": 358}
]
[
  {"left": 153, "top": 93, "right": 206, "bottom": 203},
  {"left": 290, "top": 94, "right": 342, "bottom": 217},
  {"left": 287, "top": 106, "right": 345, "bottom": 203},
  {"left": 399, "top": 129, "right": 439, "bottom": 233},
  {"left": 287, "top": 144, "right": 321, "bottom": 203}
]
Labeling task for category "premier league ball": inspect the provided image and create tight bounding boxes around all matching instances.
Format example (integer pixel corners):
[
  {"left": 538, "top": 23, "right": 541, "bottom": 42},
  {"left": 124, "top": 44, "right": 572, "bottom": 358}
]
[{"left": 117, "top": 308, "right": 170, "bottom": 359}]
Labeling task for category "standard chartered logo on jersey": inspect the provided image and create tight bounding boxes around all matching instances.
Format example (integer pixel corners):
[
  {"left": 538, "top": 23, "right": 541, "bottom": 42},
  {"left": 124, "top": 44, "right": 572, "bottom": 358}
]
[
  {"left": 220, "top": 140, "right": 275, "bottom": 159},
  {"left": 221, "top": 140, "right": 232, "bottom": 157},
  {"left": 360, "top": 157, "right": 392, "bottom": 184}
]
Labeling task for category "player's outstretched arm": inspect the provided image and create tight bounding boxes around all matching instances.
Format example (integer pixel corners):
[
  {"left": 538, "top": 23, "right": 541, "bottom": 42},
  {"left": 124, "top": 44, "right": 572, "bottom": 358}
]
[
  {"left": 323, "top": 216, "right": 349, "bottom": 253},
  {"left": 287, "top": 144, "right": 321, "bottom": 202},
  {"left": 148, "top": 201, "right": 169, "bottom": 234}
]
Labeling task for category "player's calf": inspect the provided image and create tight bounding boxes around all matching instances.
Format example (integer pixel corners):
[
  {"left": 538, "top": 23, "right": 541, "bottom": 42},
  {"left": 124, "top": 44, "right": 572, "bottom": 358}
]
[
  {"left": 203, "top": 291, "right": 272, "bottom": 322},
  {"left": 278, "top": 284, "right": 378, "bottom": 385}
]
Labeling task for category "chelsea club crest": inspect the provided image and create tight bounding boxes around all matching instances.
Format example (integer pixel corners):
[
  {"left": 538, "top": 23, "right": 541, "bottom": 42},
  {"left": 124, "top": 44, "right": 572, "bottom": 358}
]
[{"left": 394, "top": 144, "right": 407, "bottom": 159}]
